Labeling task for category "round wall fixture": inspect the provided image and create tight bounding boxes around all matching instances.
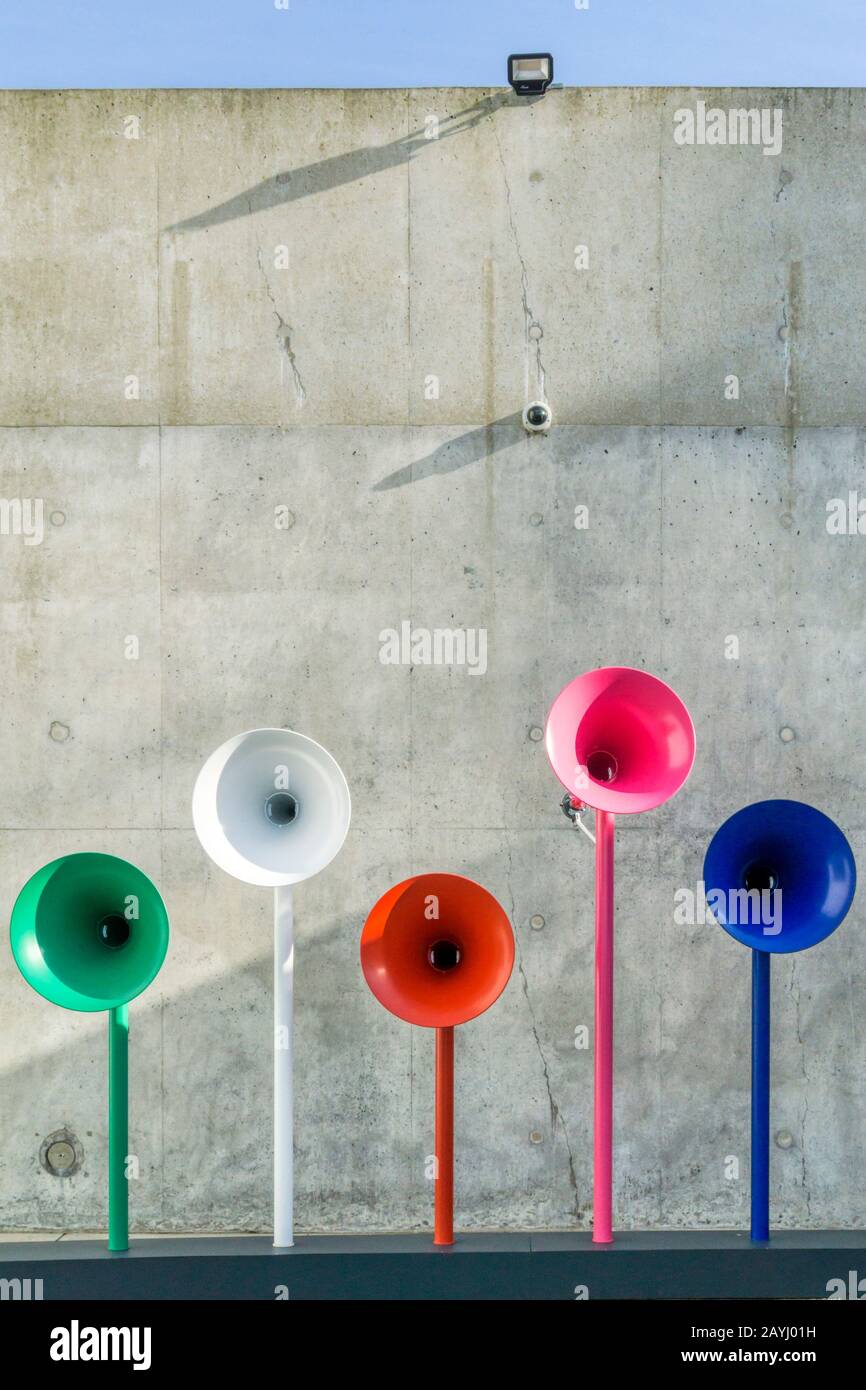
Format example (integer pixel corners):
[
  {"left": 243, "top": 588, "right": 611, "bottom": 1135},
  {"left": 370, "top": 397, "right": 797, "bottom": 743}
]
[
  {"left": 39, "top": 1128, "right": 84, "bottom": 1178},
  {"left": 522, "top": 401, "right": 551, "bottom": 433}
]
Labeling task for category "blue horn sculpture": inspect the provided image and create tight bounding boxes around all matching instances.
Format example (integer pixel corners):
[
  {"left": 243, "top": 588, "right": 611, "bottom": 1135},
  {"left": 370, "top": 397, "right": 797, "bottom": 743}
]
[{"left": 703, "top": 799, "right": 855, "bottom": 1242}]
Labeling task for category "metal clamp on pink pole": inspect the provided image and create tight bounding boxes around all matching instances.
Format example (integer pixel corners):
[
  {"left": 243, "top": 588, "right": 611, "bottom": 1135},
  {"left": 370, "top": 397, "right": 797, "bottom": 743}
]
[{"left": 545, "top": 667, "right": 695, "bottom": 1245}]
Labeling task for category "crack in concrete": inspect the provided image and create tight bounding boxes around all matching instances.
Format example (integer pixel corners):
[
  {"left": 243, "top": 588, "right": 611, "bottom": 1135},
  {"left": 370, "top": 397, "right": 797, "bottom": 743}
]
[
  {"left": 503, "top": 830, "right": 580, "bottom": 1218},
  {"left": 768, "top": 221, "right": 794, "bottom": 412},
  {"left": 256, "top": 246, "right": 307, "bottom": 405},
  {"left": 493, "top": 128, "right": 546, "bottom": 402},
  {"left": 770, "top": 237, "right": 800, "bottom": 512},
  {"left": 780, "top": 261, "right": 803, "bottom": 429}
]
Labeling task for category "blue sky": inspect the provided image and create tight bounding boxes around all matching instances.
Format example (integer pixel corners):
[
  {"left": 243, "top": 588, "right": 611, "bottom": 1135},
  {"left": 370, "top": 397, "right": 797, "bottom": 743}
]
[{"left": 0, "top": 0, "right": 863, "bottom": 88}]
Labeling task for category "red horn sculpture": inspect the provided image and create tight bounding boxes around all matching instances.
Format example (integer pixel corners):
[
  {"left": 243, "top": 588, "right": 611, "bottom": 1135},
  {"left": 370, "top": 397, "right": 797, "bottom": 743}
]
[{"left": 361, "top": 873, "right": 514, "bottom": 1245}]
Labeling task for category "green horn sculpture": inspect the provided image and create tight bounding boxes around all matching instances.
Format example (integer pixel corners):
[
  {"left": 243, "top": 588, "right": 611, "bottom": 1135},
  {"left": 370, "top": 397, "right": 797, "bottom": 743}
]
[{"left": 10, "top": 853, "right": 169, "bottom": 1251}]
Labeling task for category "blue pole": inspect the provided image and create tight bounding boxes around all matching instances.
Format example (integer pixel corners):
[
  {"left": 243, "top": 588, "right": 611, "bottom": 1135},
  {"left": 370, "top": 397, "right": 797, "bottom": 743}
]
[{"left": 750, "top": 949, "right": 770, "bottom": 1241}]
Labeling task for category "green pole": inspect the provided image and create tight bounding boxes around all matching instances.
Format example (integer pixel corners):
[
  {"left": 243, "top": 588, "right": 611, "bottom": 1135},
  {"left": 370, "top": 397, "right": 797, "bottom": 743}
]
[{"left": 108, "top": 1003, "right": 129, "bottom": 1252}]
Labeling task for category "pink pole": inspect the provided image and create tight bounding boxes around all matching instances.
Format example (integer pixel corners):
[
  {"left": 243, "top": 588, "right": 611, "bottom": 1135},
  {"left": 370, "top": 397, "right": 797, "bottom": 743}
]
[{"left": 593, "top": 808, "right": 615, "bottom": 1244}]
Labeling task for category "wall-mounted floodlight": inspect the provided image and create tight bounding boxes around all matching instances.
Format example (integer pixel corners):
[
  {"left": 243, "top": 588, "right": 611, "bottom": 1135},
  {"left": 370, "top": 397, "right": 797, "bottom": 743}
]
[{"left": 508, "top": 54, "right": 554, "bottom": 96}]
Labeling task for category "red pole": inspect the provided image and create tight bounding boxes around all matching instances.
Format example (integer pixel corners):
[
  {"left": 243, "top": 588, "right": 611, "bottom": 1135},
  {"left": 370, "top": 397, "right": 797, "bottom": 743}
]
[
  {"left": 593, "top": 809, "right": 615, "bottom": 1244},
  {"left": 434, "top": 1025, "right": 455, "bottom": 1245}
]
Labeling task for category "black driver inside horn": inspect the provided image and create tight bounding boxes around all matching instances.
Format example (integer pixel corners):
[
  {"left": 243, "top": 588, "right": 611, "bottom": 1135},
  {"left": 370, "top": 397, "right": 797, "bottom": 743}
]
[
  {"left": 97, "top": 914, "right": 131, "bottom": 949},
  {"left": 265, "top": 791, "right": 299, "bottom": 826},
  {"left": 586, "top": 749, "right": 618, "bottom": 783},
  {"left": 743, "top": 863, "right": 779, "bottom": 893},
  {"left": 428, "top": 940, "right": 461, "bottom": 972}
]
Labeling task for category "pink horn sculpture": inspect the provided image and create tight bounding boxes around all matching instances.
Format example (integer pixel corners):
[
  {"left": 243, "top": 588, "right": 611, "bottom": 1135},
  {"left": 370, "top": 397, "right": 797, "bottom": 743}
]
[{"left": 545, "top": 666, "right": 695, "bottom": 1243}]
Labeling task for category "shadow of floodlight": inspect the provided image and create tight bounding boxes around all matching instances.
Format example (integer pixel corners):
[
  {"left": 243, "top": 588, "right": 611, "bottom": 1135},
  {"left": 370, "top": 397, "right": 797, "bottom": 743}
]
[{"left": 166, "top": 94, "right": 512, "bottom": 235}]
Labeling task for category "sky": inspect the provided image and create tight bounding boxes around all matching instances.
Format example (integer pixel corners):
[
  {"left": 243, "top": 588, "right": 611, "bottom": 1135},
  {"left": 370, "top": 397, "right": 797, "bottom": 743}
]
[{"left": 0, "top": 0, "right": 863, "bottom": 89}]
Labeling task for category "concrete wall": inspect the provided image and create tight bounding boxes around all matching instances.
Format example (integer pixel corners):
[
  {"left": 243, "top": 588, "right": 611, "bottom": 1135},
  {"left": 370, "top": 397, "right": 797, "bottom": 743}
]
[{"left": 1, "top": 87, "right": 864, "bottom": 1234}]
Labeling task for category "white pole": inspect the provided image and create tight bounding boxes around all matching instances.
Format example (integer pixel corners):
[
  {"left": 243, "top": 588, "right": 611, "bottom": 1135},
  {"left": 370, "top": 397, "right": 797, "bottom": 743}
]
[{"left": 273, "top": 883, "right": 294, "bottom": 1247}]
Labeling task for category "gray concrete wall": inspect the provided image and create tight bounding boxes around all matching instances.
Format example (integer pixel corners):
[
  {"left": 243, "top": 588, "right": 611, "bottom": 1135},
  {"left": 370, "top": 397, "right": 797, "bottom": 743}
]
[{"left": 0, "top": 88, "right": 864, "bottom": 1234}]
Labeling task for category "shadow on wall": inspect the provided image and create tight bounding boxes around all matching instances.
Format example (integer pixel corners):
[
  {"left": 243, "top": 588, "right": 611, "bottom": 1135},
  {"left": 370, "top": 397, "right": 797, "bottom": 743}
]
[
  {"left": 0, "top": 960, "right": 266, "bottom": 1233},
  {"left": 0, "top": 902, "right": 552, "bottom": 1233},
  {"left": 0, "top": 937, "right": 381, "bottom": 1233},
  {"left": 373, "top": 414, "right": 524, "bottom": 491},
  {"left": 165, "top": 93, "right": 517, "bottom": 235}
]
